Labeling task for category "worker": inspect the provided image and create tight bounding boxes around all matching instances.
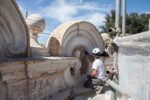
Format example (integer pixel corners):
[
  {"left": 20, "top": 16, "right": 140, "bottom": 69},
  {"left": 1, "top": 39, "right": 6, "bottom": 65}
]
[{"left": 84, "top": 48, "right": 105, "bottom": 93}]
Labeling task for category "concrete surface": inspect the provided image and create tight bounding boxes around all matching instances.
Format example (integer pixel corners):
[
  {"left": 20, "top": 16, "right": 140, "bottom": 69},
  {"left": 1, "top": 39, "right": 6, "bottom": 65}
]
[{"left": 115, "top": 31, "right": 150, "bottom": 100}]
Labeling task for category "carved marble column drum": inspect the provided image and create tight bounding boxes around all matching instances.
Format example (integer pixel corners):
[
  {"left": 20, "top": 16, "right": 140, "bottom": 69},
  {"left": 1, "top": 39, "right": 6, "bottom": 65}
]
[
  {"left": 26, "top": 14, "right": 46, "bottom": 47},
  {"left": 25, "top": 14, "right": 50, "bottom": 57},
  {"left": 47, "top": 21, "right": 104, "bottom": 74},
  {"left": 0, "top": 0, "right": 29, "bottom": 59}
]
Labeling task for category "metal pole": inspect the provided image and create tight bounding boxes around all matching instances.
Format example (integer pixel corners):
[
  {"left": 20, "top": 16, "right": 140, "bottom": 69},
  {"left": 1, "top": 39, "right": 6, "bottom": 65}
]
[
  {"left": 122, "top": 0, "right": 126, "bottom": 36},
  {"left": 106, "top": 79, "right": 123, "bottom": 94},
  {"left": 113, "top": 0, "right": 120, "bottom": 72},
  {"left": 26, "top": 11, "right": 28, "bottom": 19},
  {"left": 25, "top": 11, "right": 30, "bottom": 57},
  {"left": 115, "top": 0, "right": 121, "bottom": 30},
  {"left": 106, "top": 79, "right": 132, "bottom": 98},
  {"left": 149, "top": 18, "right": 150, "bottom": 31}
]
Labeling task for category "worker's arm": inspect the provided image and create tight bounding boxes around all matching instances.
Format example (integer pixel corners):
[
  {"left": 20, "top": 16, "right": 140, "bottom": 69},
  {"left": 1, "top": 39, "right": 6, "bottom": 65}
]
[
  {"left": 84, "top": 51, "right": 94, "bottom": 62},
  {"left": 91, "top": 69, "right": 97, "bottom": 77},
  {"left": 87, "top": 54, "right": 94, "bottom": 62}
]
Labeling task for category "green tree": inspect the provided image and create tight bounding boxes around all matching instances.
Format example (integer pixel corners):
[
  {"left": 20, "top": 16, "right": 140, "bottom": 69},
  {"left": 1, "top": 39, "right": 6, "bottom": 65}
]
[
  {"left": 100, "top": 10, "right": 116, "bottom": 32},
  {"left": 100, "top": 10, "right": 150, "bottom": 34}
]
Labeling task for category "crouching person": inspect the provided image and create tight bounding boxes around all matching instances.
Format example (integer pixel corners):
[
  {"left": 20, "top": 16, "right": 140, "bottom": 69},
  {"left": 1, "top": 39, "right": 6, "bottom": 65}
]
[{"left": 84, "top": 48, "right": 106, "bottom": 94}]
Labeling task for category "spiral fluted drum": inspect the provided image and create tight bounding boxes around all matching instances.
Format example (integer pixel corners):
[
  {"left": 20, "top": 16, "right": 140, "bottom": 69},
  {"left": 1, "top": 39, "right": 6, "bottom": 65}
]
[
  {"left": 0, "top": 0, "right": 28, "bottom": 58},
  {"left": 26, "top": 14, "right": 46, "bottom": 34},
  {"left": 47, "top": 21, "right": 104, "bottom": 73}
]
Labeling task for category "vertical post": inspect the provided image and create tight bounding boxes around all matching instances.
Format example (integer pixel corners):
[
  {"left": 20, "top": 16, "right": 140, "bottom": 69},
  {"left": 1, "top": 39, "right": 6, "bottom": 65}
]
[
  {"left": 25, "top": 11, "right": 30, "bottom": 57},
  {"left": 115, "top": 0, "right": 121, "bottom": 30},
  {"left": 26, "top": 11, "right": 28, "bottom": 19},
  {"left": 113, "top": 1, "right": 121, "bottom": 99},
  {"left": 122, "top": 0, "right": 126, "bottom": 36},
  {"left": 149, "top": 18, "right": 150, "bottom": 31},
  {"left": 113, "top": 0, "right": 120, "bottom": 72}
]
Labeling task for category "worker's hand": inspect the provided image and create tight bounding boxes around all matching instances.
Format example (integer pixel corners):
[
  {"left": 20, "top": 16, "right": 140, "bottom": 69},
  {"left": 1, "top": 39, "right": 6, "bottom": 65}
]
[
  {"left": 87, "top": 75, "right": 91, "bottom": 80},
  {"left": 84, "top": 51, "right": 89, "bottom": 55}
]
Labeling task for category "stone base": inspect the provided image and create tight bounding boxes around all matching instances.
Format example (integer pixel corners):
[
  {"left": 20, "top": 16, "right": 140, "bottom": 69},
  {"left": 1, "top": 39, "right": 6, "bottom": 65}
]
[
  {"left": 0, "top": 57, "right": 81, "bottom": 100},
  {"left": 31, "top": 47, "right": 50, "bottom": 57}
]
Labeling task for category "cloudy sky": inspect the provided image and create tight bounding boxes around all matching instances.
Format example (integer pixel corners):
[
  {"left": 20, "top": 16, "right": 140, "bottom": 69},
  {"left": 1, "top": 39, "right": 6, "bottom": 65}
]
[{"left": 15, "top": 0, "right": 150, "bottom": 44}]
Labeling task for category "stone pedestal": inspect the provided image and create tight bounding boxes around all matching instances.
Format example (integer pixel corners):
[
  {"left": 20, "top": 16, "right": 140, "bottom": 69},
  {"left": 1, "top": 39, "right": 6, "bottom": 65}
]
[{"left": 0, "top": 57, "right": 81, "bottom": 100}]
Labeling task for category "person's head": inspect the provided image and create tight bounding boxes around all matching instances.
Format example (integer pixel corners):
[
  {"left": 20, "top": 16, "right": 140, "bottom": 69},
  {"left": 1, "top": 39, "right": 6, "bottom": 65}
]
[{"left": 92, "top": 48, "right": 101, "bottom": 59}]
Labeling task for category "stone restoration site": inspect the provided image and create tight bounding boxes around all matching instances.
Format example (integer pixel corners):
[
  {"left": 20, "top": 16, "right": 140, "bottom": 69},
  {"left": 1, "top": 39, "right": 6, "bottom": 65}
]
[{"left": 0, "top": 0, "right": 150, "bottom": 100}]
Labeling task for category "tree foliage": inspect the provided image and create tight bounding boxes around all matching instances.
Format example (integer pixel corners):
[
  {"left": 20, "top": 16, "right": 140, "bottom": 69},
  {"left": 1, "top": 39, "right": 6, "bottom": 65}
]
[{"left": 100, "top": 10, "right": 150, "bottom": 34}]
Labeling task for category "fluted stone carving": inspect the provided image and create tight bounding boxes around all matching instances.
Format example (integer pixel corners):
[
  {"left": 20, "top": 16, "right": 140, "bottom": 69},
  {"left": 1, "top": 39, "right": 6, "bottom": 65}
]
[
  {"left": 47, "top": 21, "right": 104, "bottom": 74},
  {"left": 26, "top": 14, "right": 46, "bottom": 47},
  {"left": 101, "top": 33, "right": 113, "bottom": 46},
  {"left": 47, "top": 21, "right": 104, "bottom": 56},
  {"left": 25, "top": 14, "right": 50, "bottom": 57},
  {"left": 0, "top": 0, "right": 28, "bottom": 59},
  {"left": 26, "top": 14, "right": 46, "bottom": 34}
]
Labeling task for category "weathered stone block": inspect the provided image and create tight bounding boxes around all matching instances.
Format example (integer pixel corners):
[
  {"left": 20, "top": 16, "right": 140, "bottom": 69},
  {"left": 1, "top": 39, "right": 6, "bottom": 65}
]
[
  {"left": 7, "top": 80, "right": 28, "bottom": 100},
  {"left": 27, "top": 58, "right": 78, "bottom": 78},
  {"left": 0, "top": 82, "right": 7, "bottom": 100},
  {"left": 0, "top": 63, "right": 26, "bottom": 83},
  {"left": 28, "top": 72, "right": 66, "bottom": 100},
  {"left": 0, "top": 57, "right": 81, "bottom": 100}
]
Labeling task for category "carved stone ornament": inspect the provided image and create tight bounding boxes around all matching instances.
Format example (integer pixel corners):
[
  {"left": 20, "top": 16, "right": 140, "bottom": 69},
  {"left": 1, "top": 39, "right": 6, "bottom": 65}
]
[
  {"left": 0, "top": 0, "right": 28, "bottom": 59},
  {"left": 47, "top": 21, "right": 104, "bottom": 74},
  {"left": 47, "top": 21, "right": 104, "bottom": 56}
]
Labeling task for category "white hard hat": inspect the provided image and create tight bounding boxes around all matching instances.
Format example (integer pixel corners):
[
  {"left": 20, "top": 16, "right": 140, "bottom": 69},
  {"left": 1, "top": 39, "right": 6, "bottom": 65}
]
[{"left": 92, "top": 48, "right": 101, "bottom": 54}]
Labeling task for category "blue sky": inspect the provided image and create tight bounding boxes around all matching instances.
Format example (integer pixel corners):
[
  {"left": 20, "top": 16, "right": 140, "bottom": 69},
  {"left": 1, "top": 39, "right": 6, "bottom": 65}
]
[{"left": 15, "top": 0, "right": 150, "bottom": 44}]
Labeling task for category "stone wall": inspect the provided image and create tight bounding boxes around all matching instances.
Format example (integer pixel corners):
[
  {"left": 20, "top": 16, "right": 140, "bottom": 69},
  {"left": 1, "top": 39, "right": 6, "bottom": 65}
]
[
  {"left": 116, "top": 31, "right": 150, "bottom": 100},
  {"left": 0, "top": 57, "right": 81, "bottom": 100}
]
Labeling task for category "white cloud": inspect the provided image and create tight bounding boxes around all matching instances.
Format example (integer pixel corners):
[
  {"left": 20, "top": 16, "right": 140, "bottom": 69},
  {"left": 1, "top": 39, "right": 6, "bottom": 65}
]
[
  {"left": 146, "top": 12, "right": 150, "bottom": 14},
  {"left": 35, "top": 0, "right": 45, "bottom": 6},
  {"left": 73, "top": 12, "right": 105, "bottom": 29},
  {"left": 88, "top": 13, "right": 105, "bottom": 27},
  {"left": 76, "top": 2, "right": 111, "bottom": 12},
  {"left": 43, "top": 29, "right": 50, "bottom": 34},
  {"left": 16, "top": 0, "right": 111, "bottom": 44},
  {"left": 79, "top": 0, "right": 83, "bottom": 3},
  {"left": 17, "top": 0, "right": 111, "bottom": 31},
  {"left": 37, "top": 0, "right": 44, "bottom": 3},
  {"left": 39, "top": 0, "right": 111, "bottom": 27},
  {"left": 39, "top": 0, "right": 77, "bottom": 23}
]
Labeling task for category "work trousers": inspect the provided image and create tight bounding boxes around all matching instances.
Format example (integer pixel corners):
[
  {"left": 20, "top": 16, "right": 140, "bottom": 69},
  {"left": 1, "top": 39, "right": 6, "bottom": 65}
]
[{"left": 83, "top": 75, "right": 105, "bottom": 91}]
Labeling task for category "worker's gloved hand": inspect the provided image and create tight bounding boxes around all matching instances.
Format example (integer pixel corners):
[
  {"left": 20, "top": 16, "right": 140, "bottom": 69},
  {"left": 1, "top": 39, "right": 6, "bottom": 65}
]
[
  {"left": 84, "top": 51, "right": 89, "bottom": 55},
  {"left": 100, "top": 52, "right": 109, "bottom": 57},
  {"left": 87, "top": 75, "right": 92, "bottom": 80}
]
